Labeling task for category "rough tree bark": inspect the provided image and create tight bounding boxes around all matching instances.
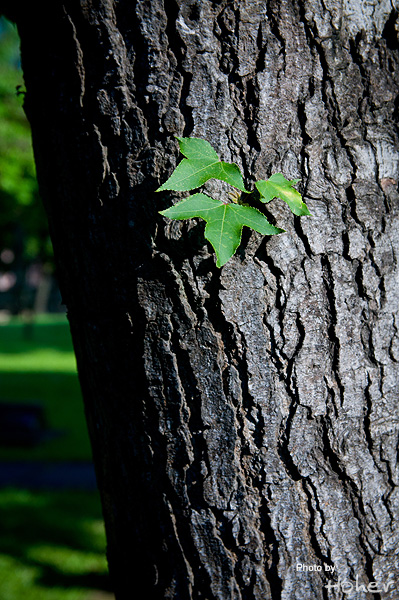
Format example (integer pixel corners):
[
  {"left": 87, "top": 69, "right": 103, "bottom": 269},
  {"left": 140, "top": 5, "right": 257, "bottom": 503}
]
[{"left": 5, "top": 0, "right": 399, "bottom": 598}]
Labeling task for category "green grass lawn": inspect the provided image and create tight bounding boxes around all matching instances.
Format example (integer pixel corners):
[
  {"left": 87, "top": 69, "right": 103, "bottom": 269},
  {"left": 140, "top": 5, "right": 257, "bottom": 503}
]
[
  {"left": 0, "top": 314, "right": 113, "bottom": 599},
  {"left": 0, "top": 488, "right": 111, "bottom": 600},
  {"left": 0, "top": 314, "right": 92, "bottom": 461}
]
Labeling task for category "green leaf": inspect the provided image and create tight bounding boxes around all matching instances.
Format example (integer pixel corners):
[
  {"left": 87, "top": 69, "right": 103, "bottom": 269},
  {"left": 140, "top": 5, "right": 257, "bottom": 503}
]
[
  {"left": 160, "top": 193, "right": 283, "bottom": 267},
  {"left": 176, "top": 136, "right": 219, "bottom": 161},
  {"left": 157, "top": 137, "right": 248, "bottom": 193},
  {"left": 255, "top": 173, "right": 311, "bottom": 216}
]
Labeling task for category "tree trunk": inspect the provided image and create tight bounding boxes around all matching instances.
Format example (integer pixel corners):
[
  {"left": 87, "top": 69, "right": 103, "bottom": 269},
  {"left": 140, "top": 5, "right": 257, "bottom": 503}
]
[{"left": 8, "top": 0, "right": 399, "bottom": 598}]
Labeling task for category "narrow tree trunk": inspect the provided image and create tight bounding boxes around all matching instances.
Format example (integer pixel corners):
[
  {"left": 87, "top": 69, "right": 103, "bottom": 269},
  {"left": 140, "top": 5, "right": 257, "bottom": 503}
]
[{"left": 9, "top": 1, "right": 399, "bottom": 598}]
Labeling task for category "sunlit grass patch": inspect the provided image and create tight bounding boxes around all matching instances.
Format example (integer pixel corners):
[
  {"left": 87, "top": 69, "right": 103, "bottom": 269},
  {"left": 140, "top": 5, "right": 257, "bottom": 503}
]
[{"left": 0, "top": 348, "right": 77, "bottom": 373}]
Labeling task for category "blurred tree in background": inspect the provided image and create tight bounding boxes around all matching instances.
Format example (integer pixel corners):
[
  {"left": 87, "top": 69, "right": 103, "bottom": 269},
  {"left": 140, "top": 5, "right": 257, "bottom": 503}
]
[{"left": 0, "top": 17, "right": 55, "bottom": 315}]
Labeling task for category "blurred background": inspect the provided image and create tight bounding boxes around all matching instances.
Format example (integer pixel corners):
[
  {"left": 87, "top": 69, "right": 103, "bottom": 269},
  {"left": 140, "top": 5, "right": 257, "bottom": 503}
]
[{"left": 0, "top": 17, "right": 113, "bottom": 600}]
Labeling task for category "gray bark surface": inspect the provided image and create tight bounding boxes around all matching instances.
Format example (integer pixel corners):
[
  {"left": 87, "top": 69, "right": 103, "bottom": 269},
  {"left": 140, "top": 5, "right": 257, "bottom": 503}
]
[{"left": 9, "top": 0, "right": 399, "bottom": 598}]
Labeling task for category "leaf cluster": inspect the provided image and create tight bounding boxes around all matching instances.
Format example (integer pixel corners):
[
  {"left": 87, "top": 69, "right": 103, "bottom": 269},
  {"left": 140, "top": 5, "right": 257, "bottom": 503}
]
[{"left": 157, "top": 137, "right": 311, "bottom": 267}]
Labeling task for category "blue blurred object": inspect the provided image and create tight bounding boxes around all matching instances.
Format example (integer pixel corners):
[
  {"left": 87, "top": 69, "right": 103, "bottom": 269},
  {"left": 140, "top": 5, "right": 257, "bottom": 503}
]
[
  {"left": 0, "top": 402, "right": 57, "bottom": 446},
  {"left": 0, "top": 461, "right": 97, "bottom": 489}
]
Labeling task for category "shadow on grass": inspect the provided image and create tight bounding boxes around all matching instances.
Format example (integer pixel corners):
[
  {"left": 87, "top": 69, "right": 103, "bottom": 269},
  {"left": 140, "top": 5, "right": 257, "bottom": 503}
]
[
  {"left": 0, "top": 371, "right": 91, "bottom": 461},
  {"left": 31, "top": 567, "right": 111, "bottom": 593},
  {"left": 0, "top": 315, "right": 92, "bottom": 461},
  {"left": 0, "top": 319, "right": 75, "bottom": 354},
  {"left": 0, "top": 488, "right": 112, "bottom": 595}
]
